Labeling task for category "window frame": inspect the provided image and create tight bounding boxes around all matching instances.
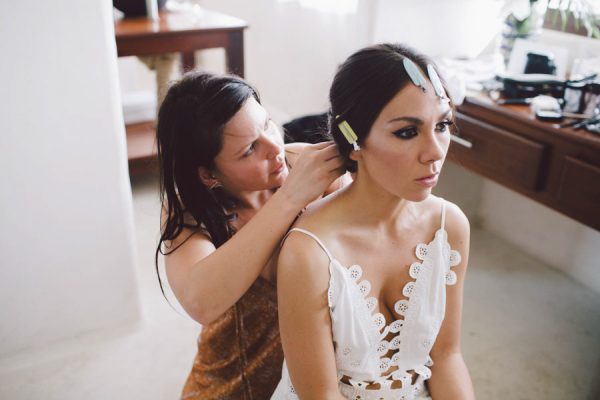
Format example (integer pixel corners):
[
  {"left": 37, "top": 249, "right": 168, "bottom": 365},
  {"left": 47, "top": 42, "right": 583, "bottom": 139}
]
[{"left": 542, "top": 7, "right": 600, "bottom": 37}]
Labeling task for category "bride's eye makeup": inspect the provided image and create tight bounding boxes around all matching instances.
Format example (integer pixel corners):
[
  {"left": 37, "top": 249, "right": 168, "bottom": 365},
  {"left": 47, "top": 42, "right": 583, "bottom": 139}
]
[
  {"left": 392, "top": 117, "right": 454, "bottom": 140},
  {"left": 436, "top": 119, "right": 454, "bottom": 132},
  {"left": 392, "top": 126, "right": 418, "bottom": 139}
]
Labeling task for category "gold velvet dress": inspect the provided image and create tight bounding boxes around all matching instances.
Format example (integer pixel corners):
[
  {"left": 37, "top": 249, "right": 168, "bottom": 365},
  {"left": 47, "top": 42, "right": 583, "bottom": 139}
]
[{"left": 181, "top": 277, "right": 283, "bottom": 400}]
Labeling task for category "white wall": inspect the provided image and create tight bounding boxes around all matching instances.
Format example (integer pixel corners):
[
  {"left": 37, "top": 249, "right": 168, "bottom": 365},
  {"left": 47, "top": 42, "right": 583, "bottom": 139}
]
[
  {"left": 0, "top": 0, "right": 140, "bottom": 360},
  {"left": 373, "top": 0, "right": 506, "bottom": 59},
  {"left": 478, "top": 181, "right": 600, "bottom": 293},
  {"left": 182, "top": 0, "right": 374, "bottom": 122}
]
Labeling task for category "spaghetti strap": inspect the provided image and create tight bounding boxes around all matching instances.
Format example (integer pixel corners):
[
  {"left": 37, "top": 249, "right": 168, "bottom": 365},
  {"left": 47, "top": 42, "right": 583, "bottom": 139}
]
[
  {"left": 283, "top": 228, "right": 334, "bottom": 262},
  {"left": 440, "top": 198, "right": 447, "bottom": 231}
]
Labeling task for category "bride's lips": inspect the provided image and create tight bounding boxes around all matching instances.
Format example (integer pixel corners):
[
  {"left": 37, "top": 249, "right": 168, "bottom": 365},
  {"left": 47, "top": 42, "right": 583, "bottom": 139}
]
[{"left": 415, "top": 173, "right": 439, "bottom": 187}]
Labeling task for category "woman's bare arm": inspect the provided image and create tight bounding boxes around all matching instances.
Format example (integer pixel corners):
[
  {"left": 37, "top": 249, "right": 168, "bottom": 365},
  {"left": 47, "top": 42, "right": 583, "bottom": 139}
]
[
  {"left": 164, "top": 142, "right": 344, "bottom": 325},
  {"left": 277, "top": 232, "right": 345, "bottom": 399},
  {"left": 428, "top": 202, "right": 476, "bottom": 399}
]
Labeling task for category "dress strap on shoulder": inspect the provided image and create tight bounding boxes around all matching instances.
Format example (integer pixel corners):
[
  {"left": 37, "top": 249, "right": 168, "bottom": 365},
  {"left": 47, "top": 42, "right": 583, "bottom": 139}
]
[
  {"left": 440, "top": 197, "right": 447, "bottom": 231},
  {"left": 284, "top": 228, "right": 333, "bottom": 262}
]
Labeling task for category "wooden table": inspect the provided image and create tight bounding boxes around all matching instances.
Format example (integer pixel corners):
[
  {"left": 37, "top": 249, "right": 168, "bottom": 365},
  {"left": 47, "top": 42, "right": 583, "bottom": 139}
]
[
  {"left": 114, "top": 8, "right": 248, "bottom": 174},
  {"left": 451, "top": 96, "right": 600, "bottom": 231}
]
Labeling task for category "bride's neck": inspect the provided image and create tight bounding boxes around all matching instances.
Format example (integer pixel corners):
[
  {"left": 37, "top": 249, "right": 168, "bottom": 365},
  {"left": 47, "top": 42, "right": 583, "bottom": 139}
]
[{"left": 339, "top": 171, "right": 416, "bottom": 228}]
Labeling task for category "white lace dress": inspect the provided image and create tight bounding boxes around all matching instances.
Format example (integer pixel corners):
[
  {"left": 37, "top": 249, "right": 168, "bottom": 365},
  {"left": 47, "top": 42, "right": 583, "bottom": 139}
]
[{"left": 271, "top": 199, "right": 461, "bottom": 400}]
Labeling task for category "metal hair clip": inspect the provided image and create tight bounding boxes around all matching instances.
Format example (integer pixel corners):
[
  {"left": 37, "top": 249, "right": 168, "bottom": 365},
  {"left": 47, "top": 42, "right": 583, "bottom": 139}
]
[
  {"left": 338, "top": 119, "right": 360, "bottom": 151},
  {"left": 403, "top": 58, "right": 427, "bottom": 92},
  {"left": 427, "top": 64, "right": 448, "bottom": 100},
  {"left": 404, "top": 58, "right": 449, "bottom": 101}
]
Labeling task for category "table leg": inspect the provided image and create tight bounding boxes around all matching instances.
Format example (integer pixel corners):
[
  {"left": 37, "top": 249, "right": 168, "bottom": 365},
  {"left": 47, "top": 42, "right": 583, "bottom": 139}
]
[
  {"left": 182, "top": 52, "right": 196, "bottom": 72},
  {"left": 226, "top": 30, "right": 244, "bottom": 78}
]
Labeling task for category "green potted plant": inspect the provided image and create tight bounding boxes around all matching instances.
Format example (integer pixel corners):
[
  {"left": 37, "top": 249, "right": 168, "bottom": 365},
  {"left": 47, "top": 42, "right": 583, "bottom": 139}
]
[
  {"left": 500, "top": 0, "right": 549, "bottom": 64},
  {"left": 500, "top": 0, "right": 599, "bottom": 64},
  {"left": 545, "top": 0, "right": 600, "bottom": 38}
]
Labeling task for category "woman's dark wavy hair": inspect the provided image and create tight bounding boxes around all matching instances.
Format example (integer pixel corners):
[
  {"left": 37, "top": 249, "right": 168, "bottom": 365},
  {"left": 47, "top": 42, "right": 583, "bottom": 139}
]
[
  {"left": 328, "top": 43, "right": 456, "bottom": 172},
  {"left": 154, "top": 71, "right": 260, "bottom": 296}
]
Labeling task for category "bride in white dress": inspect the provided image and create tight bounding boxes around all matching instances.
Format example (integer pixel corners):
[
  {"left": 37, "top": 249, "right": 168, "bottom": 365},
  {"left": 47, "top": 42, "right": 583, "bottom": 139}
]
[{"left": 272, "top": 43, "right": 476, "bottom": 400}]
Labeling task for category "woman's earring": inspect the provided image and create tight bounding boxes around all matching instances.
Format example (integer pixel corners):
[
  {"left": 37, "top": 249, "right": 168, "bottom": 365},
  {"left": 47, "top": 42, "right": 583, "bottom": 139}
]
[
  {"left": 208, "top": 174, "right": 222, "bottom": 190},
  {"left": 208, "top": 181, "right": 222, "bottom": 190}
]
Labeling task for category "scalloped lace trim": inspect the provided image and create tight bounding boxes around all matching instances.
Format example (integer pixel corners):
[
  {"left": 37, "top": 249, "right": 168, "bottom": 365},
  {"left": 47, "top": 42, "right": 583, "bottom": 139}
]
[
  {"left": 335, "top": 228, "right": 460, "bottom": 390},
  {"left": 281, "top": 229, "right": 460, "bottom": 399},
  {"left": 339, "top": 376, "right": 430, "bottom": 400}
]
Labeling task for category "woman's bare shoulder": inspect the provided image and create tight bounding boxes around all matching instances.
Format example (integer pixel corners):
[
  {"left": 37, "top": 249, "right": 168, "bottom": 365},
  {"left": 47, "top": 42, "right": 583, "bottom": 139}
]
[
  {"left": 278, "top": 224, "right": 333, "bottom": 288},
  {"left": 160, "top": 204, "right": 214, "bottom": 256},
  {"left": 422, "top": 195, "right": 469, "bottom": 233},
  {"left": 432, "top": 196, "right": 470, "bottom": 264},
  {"left": 440, "top": 198, "right": 469, "bottom": 241}
]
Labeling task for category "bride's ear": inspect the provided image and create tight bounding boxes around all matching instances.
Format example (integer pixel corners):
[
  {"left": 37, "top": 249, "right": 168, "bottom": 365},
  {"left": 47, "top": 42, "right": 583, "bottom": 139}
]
[{"left": 348, "top": 148, "right": 362, "bottom": 162}]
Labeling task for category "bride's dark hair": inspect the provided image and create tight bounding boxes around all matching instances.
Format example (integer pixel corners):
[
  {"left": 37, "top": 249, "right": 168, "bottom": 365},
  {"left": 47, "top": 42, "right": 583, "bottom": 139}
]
[{"left": 328, "top": 43, "right": 456, "bottom": 172}]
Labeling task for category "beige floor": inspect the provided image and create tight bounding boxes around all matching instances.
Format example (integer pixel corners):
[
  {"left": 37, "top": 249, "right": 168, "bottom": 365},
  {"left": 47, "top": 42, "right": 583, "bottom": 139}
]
[{"left": 1, "top": 174, "right": 599, "bottom": 400}]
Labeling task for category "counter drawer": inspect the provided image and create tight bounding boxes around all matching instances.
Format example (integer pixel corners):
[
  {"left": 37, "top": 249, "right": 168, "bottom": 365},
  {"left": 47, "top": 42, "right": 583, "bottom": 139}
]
[
  {"left": 449, "top": 113, "right": 547, "bottom": 192},
  {"left": 557, "top": 156, "right": 600, "bottom": 230}
]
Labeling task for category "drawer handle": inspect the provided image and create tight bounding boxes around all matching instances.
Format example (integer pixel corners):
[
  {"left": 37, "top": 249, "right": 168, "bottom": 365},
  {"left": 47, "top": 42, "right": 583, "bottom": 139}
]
[{"left": 450, "top": 134, "right": 473, "bottom": 149}]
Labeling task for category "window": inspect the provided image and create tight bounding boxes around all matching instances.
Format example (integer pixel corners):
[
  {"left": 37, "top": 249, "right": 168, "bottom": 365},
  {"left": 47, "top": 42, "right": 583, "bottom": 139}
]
[{"left": 543, "top": 0, "right": 600, "bottom": 37}]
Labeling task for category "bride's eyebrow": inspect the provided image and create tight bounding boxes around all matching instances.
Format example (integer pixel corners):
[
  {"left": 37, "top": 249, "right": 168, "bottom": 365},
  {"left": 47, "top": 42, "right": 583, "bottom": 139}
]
[
  {"left": 387, "top": 108, "right": 453, "bottom": 125},
  {"left": 387, "top": 116, "right": 423, "bottom": 125},
  {"left": 439, "top": 109, "right": 453, "bottom": 119}
]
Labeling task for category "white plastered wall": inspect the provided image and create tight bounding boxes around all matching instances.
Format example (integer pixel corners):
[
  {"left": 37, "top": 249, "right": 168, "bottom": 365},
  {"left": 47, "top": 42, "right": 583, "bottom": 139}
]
[
  {"left": 189, "top": 0, "right": 374, "bottom": 123},
  {"left": 0, "top": 0, "right": 140, "bottom": 362}
]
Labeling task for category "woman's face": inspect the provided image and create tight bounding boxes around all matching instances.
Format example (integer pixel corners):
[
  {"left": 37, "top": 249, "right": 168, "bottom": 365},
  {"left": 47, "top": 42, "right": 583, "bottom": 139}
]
[
  {"left": 211, "top": 97, "right": 288, "bottom": 193},
  {"left": 356, "top": 80, "right": 453, "bottom": 202}
]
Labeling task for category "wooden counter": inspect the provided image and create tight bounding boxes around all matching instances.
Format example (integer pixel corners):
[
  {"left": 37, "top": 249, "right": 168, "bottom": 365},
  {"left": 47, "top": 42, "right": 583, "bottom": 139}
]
[{"left": 450, "top": 96, "right": 600, "bottom": 231}]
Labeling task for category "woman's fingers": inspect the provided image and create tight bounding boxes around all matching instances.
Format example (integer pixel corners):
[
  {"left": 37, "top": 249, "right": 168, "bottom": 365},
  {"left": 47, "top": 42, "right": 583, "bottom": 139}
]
[
  {"left": 279, "top": 141, "right": 348, "bottom": 206},
  {"left": 307, "top": 142, "right": 341, "bottom": 162},
  {"left": 308, "top": 143, "right": 344, "bottom": 174},
  {"left": 307, "top": 141, "right": 334, "bottom": 151}
]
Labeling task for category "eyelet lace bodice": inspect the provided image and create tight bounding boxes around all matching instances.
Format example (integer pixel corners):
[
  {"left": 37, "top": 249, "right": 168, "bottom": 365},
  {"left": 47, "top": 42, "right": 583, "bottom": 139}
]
[{"left": 271, "top": 198, "right": 460, "bottom": 400}]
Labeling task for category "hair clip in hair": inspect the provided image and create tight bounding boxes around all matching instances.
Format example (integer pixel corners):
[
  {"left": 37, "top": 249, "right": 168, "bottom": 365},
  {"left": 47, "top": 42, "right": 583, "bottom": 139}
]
[
  {"left": 403, "top": 58, "right": 427, "bottom": 92},
  {"left": 338, "top": 119, "right": 360, "bottom": 151},
  {"left": 426, "top": 64, "right": 448, "bottom": 101}
]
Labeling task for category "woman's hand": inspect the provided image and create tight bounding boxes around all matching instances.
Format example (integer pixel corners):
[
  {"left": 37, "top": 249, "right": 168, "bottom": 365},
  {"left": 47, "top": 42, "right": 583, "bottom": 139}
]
[{"left": 280, "top": 142, "right": 345, "bottom": 209}]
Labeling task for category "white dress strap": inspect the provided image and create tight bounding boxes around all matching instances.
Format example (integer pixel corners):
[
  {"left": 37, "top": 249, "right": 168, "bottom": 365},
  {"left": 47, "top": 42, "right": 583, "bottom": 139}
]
[
  {"left": 284, "top": 227, "right": 334, "bottom": 262},
  {"left": 440, "top": 198, "right": 447, "bottom": 231}
]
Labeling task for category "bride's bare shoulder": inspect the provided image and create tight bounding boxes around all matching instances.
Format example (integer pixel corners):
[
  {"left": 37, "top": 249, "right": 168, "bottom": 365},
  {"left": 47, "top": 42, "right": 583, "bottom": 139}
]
[
  {"left": 423, "top": 195, "right": 469, "bottom": 256},
  {"left": 277, "top": 210, "right": 334, "bottom": 284},
  {"left": 293, "top": 189, "right": 346, "bottom": 233}
]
